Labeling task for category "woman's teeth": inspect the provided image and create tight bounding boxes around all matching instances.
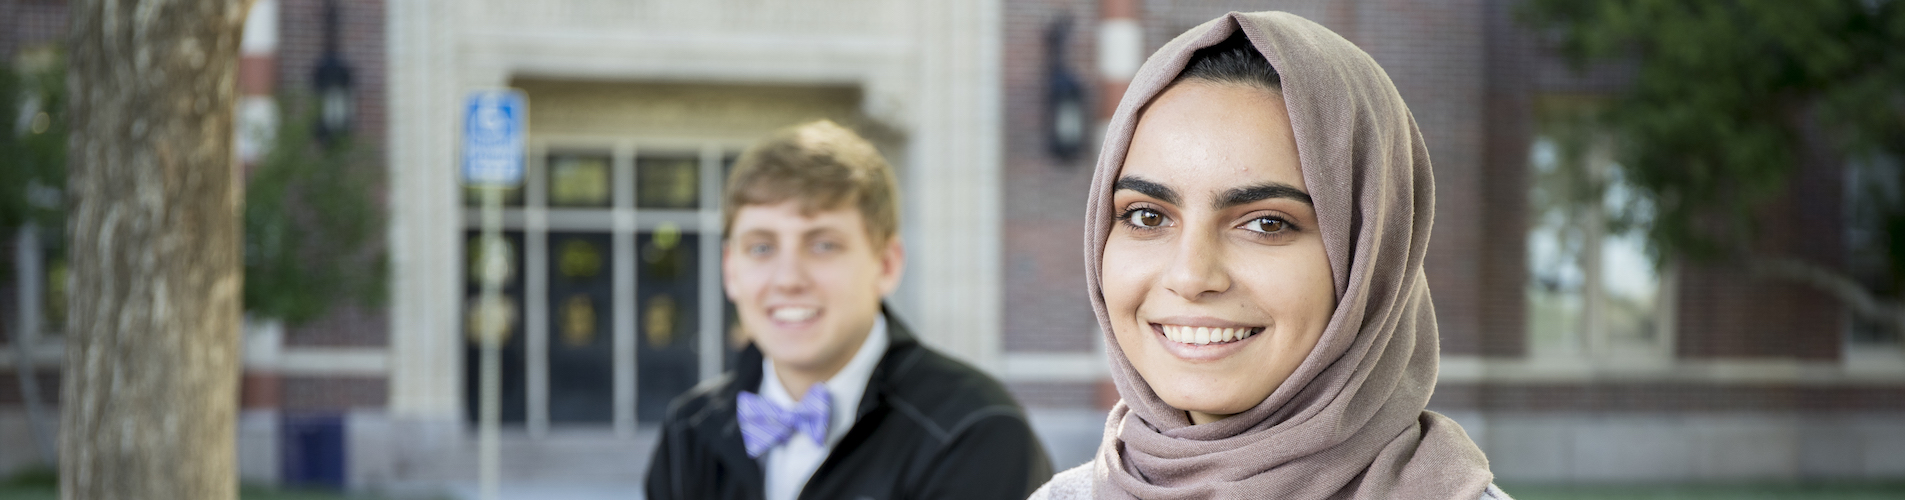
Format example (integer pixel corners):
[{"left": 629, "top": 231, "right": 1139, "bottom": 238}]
[
  {"left": 1160, "top": 324, "right": 1258, "bottom": 345},
  {"left": 771, "top": 307, "right": 818, "bottom": 322}
]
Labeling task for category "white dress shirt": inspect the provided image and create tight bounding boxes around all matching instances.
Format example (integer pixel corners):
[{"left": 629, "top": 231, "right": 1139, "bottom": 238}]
[{"left": 757, "top": 316, "right": 890, "bottom": 500}]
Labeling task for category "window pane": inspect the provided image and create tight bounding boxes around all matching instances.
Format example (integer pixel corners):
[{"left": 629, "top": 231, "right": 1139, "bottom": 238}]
[
  {"left": 1847, "top": 156, "right": 1901, "bottom": 344},
  {"left": 464, "top": 230, "right": 527, "bottom": 425},
  {"left": 636, "top": 155, "right": 699, "bottom": 209},
  {"left": 637, "top": 227, "right": 701, "bottom": 422},
  {"left": 548, "top": 232, "right": 614, "bottom": 424},
  {"left": 1599, "top": 230, "right": 1660, "bottom": 344},
  {"left": 548, "top": 154, "right": 612, "bottom": 208}
]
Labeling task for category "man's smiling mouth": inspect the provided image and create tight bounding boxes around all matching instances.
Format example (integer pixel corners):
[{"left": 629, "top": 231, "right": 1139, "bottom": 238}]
[{"left": 770, "top": 306, "right": 819, "bottom": 322}]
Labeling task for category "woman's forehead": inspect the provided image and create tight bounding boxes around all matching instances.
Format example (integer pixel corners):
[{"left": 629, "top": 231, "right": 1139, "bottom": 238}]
[{"left": 1122, "top": 82, "right": 1305, "bottom": 197}]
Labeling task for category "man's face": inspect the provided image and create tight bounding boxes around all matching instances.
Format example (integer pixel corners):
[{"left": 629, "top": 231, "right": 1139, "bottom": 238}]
[{"left": 724, "top": 201, "right": 904, "bottom": 379}]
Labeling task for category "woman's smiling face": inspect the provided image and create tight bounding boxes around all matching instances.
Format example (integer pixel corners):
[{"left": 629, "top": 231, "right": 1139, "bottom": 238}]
[{"left": 1103, "top": 80, "right": 1336, "bottom": 425}]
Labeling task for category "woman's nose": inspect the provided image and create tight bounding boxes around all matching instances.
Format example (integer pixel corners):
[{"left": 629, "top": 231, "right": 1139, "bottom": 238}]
[{"left": 1161, "top": 230, "right": 1230, "bottom": 301}]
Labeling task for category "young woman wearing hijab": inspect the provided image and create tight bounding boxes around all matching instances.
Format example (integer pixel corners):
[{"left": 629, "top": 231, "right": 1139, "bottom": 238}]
[{"left": 1030, "top": 11, "right": 1509, "bottom": 499}]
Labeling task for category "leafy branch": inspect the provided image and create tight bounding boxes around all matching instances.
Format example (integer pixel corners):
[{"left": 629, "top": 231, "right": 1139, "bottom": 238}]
[{"left": 243, "top": 94, "right": 386, "bottom": 324}]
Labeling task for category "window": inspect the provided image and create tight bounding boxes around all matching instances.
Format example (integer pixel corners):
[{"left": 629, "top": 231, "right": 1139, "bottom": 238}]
[
  {"left": 1846, "top": 154, "right": 1902, "bottom": 348},
  {"left": 1526, "top": 106, "right": 1673, "bottom": 359}
]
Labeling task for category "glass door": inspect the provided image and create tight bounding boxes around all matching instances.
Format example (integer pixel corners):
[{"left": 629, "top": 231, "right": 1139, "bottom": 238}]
[{"left": 461, "top": 142, "right": 741, "bottom": 435}]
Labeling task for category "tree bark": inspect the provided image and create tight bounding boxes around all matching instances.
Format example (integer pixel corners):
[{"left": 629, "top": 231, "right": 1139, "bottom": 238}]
[{"left": 62, "top": 1, "right": 252, "bottom": 499}]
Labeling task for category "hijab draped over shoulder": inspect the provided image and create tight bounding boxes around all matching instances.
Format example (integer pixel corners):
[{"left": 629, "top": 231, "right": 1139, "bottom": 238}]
[{"left": 1082, "top": 11, "right": 1493, "bottom": 499}]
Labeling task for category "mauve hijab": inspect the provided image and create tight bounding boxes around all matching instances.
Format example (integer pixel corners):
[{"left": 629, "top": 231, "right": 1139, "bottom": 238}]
[{"left": 1083, "top": 11, "right": 1493, "bottom": 499}]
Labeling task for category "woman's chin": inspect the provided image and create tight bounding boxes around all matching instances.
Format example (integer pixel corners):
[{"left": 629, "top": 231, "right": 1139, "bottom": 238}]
[{"left": 1158, "top": 392, "right": 1256, "bottom": 422}]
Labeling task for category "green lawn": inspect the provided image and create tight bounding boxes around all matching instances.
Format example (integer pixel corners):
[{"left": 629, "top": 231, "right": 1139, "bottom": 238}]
[{"left": 1500, "top": 482, "right": 1905, "bottom": 500}]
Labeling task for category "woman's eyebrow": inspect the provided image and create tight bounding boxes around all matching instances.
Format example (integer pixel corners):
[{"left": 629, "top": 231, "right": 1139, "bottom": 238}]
[
  {"left": 1218, "top": 182, "right": 1313, "bottom": 209},
  {"left": 1113, "top": 176, "right": 1179, "bottom": 205}
]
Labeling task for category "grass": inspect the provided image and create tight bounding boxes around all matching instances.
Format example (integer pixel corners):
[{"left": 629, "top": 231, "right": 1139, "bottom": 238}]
[{"left": 1500, "top": 482, "right": 1905, "bottom": 500}]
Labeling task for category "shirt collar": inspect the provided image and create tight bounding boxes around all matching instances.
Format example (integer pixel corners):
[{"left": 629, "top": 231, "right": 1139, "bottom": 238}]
[{"left": 758, "top": 315, "right": 890, "bottom": 446}]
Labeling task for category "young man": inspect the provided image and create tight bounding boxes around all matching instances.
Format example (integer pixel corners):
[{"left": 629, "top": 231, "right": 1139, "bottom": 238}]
[{"left": 645, "top": 120, "right": 1053, "bottom": 500}]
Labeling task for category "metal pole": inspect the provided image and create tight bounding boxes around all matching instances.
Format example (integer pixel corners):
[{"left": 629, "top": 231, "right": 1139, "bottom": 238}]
[
  {"left": 478, "top": 186, "right": 503, "bottom": 500},
  {"left": 465, "top": 89, "right": 522, "bottom": 500}
]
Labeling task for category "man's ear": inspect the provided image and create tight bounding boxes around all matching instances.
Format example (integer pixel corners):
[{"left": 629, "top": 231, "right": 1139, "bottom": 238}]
[
  {"left": 720, "top": 239, "right": 741, "bottom": 302},
  {"left": 877, "top": 236, "right": 905, "bottom": 297}
]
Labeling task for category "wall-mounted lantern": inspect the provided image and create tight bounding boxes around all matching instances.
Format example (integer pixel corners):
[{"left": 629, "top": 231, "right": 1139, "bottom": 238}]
[
  {"left": 312, "top": 0, "right": 354, "bottom": 144},
  {"left": 1045, "top": 16, "right": 1089, "bottom": 163}
]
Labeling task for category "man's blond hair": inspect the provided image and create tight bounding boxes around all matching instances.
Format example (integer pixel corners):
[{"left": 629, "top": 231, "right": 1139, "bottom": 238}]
[{"left": 723, "top": 120, "right": 900, "bottom": 246}]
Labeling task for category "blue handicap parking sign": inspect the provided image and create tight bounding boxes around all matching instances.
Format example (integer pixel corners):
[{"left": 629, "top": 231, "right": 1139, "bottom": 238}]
[{"left": 462, "top": 90, "right": 526, "bottom": 187}]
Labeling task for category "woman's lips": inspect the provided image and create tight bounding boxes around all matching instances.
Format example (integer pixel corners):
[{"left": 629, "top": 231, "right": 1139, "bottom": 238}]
[
  {"left": 1150, "top": 322, "right": 1263, "bottom": 361},
  {"left": 1159, "top": 324, "right": 1259, "bottom": 345}
]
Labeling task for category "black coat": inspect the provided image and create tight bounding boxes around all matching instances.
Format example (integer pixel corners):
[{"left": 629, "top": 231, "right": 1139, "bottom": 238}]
[{"left": 644, "top": 310, "right": 1054, "bottom": 500}]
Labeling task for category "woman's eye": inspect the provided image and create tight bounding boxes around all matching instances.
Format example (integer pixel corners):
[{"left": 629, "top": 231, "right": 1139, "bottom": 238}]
[
  {"left": 1243, "top": 217, "right": 1290, "bottom": 234},
  {"left": 1125, "top": 208, "right": 1166, "bottom": 228}
]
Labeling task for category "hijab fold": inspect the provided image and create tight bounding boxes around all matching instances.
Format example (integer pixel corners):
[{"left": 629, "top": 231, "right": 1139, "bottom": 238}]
[{"left": 1083, "top": 11, "right": 1492, "bottom": 499}]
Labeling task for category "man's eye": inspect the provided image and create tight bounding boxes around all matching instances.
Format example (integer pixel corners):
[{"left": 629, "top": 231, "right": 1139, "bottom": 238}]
[
  {"left": 747, "top": 243, "right": 773, "bottom": 256},
  {"left": 1124, "top": 208, "right": 1166, "bottom": 228},
  {"left": 812, "top": 241, "right": 842, "bottom": 254},
  {"left": 1243, "top": 217, "right": 1290, "bottom": 234}
]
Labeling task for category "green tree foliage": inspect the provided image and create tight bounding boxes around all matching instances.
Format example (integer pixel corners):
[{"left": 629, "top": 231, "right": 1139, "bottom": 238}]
[
  {"left": 1522, "top": 0, "right": 1905, "bottom": 329},
  {"left": 0, "top": 49, "right": 68, "bottom": 244},
  {"left": 244, "top": 96, "right": 386, "bottom": 325}
]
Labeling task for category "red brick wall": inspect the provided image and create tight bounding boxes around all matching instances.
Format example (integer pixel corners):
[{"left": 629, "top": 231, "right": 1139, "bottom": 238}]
[
  {"left": 1000, "top": 0, "right": 1102, "bottom": 353},
  {"left": 0, "top": 0, "right": 68, "bottom": 59},
  {"left": 280, "top": 375, "right": 386, "bottom": 411},
  {"left": 1475, "top": 0, "right": 1534, "bottom": 357}
]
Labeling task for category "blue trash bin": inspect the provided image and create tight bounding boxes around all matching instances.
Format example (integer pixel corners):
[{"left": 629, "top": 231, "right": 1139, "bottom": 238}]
[{"left": 280, "top": 413, "right": 346, "bottom": 489}]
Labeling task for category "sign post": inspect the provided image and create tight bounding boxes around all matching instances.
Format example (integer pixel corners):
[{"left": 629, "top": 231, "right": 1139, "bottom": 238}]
[{"left": 462, "top": 89, "right": 525, "bottom": 500}]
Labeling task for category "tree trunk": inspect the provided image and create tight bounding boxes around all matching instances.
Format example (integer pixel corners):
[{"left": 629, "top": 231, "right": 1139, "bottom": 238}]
[{"left": 62, "top": 1, "right": 252, "bottom": 499}]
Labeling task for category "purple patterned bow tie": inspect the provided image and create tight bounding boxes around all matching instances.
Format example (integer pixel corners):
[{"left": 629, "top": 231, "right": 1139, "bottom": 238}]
[{"left": 737, "top": 384, "right": 833, "bottom": 458}]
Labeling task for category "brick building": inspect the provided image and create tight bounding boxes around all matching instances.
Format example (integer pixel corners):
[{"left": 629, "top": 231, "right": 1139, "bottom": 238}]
[{"left": 3, "top": 0, "right": 1902, "bottom": 493}]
